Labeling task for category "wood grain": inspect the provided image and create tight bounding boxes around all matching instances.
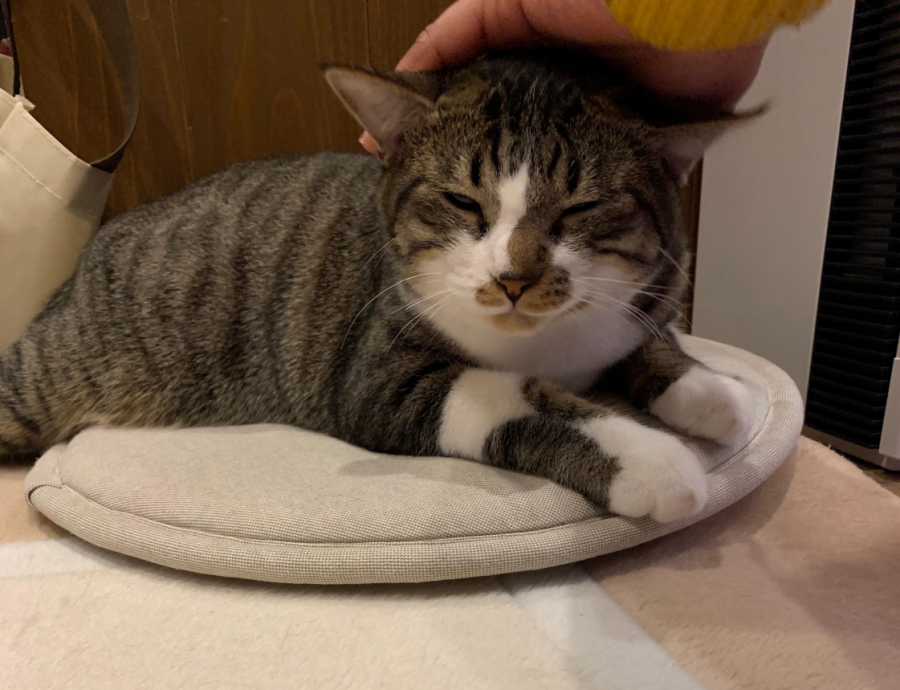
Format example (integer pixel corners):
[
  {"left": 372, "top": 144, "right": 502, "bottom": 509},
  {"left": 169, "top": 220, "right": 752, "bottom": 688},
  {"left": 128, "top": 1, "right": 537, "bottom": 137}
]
[
  {"left": 13, "top": 1, "right": 193, "bottom": 218},
  {"left": 367, "top": 0, "right": 453, "bottom": 67},
  {"left": 172, "top": 0, "right": 367, "bottom": 179},
  {"left": 13, "top": 0, "right": 369, "bottom": 217},
  {"left": 109, "top": 0, "right": 193, "bottom": 216},
  {"left": 14, "top": 0, "right": 119, "bottom": 164},
  {"left": 12, "top": 0, "right": 704, "bottom": 284}
]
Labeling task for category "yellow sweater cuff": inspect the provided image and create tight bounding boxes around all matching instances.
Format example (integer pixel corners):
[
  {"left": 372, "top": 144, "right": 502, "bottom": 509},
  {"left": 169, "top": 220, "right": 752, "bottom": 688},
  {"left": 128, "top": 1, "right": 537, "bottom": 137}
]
[{"left": 606, "top": 0, "right": 832, "bottom": 50}]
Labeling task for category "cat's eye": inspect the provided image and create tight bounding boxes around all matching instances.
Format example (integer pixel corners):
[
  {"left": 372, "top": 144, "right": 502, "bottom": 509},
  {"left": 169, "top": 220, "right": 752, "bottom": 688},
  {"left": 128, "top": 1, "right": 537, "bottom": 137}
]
[
  {"left": 443, "top": 192, "right": 482, "bottom": 214},
  {"left": 560, "top": 200, "right": 601, "bottom": 217}
]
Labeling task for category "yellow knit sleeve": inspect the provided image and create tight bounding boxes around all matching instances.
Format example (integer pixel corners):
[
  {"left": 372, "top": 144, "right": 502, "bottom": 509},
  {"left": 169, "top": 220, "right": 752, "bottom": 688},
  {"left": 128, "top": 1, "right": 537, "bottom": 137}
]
[{"left": 605, "top": 0, "right": 832, "bottom": 50}]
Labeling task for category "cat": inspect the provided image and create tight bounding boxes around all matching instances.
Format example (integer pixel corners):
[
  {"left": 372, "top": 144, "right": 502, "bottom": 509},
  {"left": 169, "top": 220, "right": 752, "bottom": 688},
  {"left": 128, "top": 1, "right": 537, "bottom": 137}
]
[{"left": 0, "top": 51, "right": 756, "bottom": 522}]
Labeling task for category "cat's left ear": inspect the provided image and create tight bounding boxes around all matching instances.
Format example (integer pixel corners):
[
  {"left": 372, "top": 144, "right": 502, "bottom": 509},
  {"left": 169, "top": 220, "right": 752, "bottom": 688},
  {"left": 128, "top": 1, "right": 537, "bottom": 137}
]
[
  {"left": 654, "top": 106, "right": 766, "bottom": 185},
  {"left": 324, "top": 66, "right": 437, "bottom": 153}
]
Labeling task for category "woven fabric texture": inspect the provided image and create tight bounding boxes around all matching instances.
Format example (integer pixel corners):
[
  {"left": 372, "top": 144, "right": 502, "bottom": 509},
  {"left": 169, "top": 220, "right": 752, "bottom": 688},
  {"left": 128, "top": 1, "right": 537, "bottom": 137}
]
[
  {"left": 606, "top": 0, "right": 830, "bottom": 50},
  {"left": 25, "top": 336, "right": 803, "bottom": 584}
]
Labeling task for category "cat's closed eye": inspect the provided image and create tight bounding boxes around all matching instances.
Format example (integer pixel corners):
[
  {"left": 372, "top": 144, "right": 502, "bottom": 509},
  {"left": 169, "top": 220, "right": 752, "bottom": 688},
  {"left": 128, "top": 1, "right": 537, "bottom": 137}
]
[
  {"left": 560, "top": 200, "right": 601, "bottom": 218},
  {"left": 443, "top": 192, "right": 482, "bottom": 214},
  {"left": 550, "top": 200, "right": 603, "bottom": 240}
]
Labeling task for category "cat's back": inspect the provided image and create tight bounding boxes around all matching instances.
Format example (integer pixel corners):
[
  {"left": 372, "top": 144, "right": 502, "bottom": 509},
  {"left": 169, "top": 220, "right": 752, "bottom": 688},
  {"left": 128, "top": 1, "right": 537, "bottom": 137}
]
[
  {"left": 27, "top": 151, "right": 389, "bottom": 427},
  {"left": 100, "top": 152, "right": 381, "bottom": 243},
  {"left": 73, "top": 151, "right": 385, "bottom": 326},
  {"left": 55, "top": 151, "right": 386, "bottom": 375},
  {"left": 13, "top": 152, "right": 391, "bottom": 431}
]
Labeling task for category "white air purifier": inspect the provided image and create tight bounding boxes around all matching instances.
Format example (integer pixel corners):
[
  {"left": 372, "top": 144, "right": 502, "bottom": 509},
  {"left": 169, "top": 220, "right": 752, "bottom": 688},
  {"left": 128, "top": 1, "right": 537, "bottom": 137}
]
[{"left": 691, "top": 0, "right": 900, "bottom": 470}]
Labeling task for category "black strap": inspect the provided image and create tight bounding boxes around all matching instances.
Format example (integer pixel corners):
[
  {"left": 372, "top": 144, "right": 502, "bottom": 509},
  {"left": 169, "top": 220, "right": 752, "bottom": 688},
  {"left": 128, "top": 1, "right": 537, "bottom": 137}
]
[
  {"left": 0, "top": 0, "right": 20, "bottom": 98},
  {"left": 0, "top": 0, "right": 140, "bottom": 173}
]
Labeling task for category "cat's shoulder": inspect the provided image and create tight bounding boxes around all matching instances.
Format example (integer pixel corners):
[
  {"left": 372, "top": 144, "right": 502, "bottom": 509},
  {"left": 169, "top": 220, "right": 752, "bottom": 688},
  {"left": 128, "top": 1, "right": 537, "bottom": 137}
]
[
  {"left": 99, "top": 152, "right": 380, "bottom": 232},
  {"left": 200, "top": 152, "right": 379, "bottom": 188}
]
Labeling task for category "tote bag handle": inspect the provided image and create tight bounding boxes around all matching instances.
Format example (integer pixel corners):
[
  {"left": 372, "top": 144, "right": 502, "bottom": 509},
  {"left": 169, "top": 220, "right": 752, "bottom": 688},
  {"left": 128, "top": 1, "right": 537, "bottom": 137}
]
[{"left": 0, "top": 0, "right": 140, "bottom": 172}]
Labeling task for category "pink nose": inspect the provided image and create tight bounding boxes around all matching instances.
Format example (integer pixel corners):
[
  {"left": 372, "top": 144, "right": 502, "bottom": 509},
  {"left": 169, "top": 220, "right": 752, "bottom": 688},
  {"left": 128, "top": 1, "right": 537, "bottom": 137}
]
[{"left": 496, "top": 273, "right": 539, "bottom": 303}]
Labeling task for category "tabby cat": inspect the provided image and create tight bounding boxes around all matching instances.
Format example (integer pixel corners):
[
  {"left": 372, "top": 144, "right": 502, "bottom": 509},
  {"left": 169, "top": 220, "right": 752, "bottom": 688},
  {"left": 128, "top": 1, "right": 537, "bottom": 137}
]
[{"left": 0, "top": 52, "right": 756, "bottom": 522}]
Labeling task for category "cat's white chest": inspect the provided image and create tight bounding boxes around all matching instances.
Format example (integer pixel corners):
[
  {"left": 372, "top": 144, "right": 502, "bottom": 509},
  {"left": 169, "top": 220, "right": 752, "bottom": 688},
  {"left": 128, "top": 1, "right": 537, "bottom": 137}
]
[{"left": 432, "top": 307, "right": 645, "bottom": 392}]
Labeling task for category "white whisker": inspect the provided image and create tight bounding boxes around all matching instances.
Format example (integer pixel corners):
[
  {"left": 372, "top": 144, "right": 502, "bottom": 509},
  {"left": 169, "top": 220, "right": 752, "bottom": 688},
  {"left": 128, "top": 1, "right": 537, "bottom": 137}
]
[
  {"left": 573, "top": 276, "right": 677, "bottom": 293},
  {"left": 391, "top": 288, "right": 457, "bottom": 314},
  {"left": 589, "top": 292, "right": 664, "bottom": 342},
  {"left": 658, "top": 246, "right": 693, "bottom": 288},
  {"left": 341, "top": 273, "right": 444, "bottom": 349},
  {"left": 386, "top": 291, "right": 460, "bottom": 354},
  {"left": 578, "top": 297, "right": 645, "bottom": 343},
  {"left": 580, "top": 287, "right": 686, "bottom": 316},
  {"left": 357, "top": 238, "right": 396, "bottom": 275},
  {"left": 424, "top": 303, "right": 463, "bottom": 351}
]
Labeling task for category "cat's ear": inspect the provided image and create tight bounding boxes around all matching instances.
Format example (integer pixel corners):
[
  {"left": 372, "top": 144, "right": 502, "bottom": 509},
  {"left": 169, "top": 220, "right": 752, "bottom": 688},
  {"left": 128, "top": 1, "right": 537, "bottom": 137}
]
[
  {"left": 323, "top": 66, "right": 437, "bottom": 153},
  {"left": 654, "top": 106, "right": 766, "bottom": 185}
]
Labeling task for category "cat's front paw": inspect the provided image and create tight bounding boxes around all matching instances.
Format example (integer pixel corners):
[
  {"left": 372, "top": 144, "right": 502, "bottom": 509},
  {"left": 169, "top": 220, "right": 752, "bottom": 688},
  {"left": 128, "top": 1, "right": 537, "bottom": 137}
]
[
  {"left": 580, "top": 417, "right": 708, "bottom": 523},
  {"left": 649, "top": 367, "right": 754, "bottom": 446}
]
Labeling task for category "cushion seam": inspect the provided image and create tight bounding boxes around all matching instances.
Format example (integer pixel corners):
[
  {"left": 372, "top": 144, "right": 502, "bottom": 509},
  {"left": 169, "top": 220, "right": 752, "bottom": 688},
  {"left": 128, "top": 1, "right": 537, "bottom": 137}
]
[
  {"left": 49, "top": 483, "right": 618, "bottom": 548},
  {"left": 38, "top": 416, "right": 774, "bottom": 550},
  {"left": 27, "top": 336, "right": 796, "bottom": 554}
]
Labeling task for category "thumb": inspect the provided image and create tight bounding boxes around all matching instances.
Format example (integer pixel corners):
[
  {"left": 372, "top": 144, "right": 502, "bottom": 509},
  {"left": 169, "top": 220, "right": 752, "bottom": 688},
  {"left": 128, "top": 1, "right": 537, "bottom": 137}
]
[{"left": 358, "top": 131, "right": 378, "bottom": 154}]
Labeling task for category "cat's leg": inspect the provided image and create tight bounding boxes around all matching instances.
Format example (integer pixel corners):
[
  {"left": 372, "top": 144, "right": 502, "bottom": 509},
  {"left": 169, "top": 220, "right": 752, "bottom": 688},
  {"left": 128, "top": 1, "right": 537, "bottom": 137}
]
[
  {"left": 0, "top": 302, "right": 162, "bottom": 457},
  {"left": 0, "top": 335, "right": 60, "bottom": 457},
  {"left": 346, "top": 361, "right": 708, "bottom": 522},
  {"left": 611, "top": 326, "right": 755, "bottom": 445}
]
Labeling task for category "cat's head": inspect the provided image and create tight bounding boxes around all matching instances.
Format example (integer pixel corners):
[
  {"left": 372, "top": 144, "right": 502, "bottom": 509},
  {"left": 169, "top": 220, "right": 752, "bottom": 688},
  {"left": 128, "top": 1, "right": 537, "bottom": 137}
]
[{"left": 325, "top": 53, "right": 755, "bottom": 335}]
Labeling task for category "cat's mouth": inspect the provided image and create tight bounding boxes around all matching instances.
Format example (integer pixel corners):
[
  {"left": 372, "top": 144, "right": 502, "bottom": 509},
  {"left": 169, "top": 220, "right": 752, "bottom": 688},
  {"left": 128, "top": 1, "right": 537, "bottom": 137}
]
[
  {"left": 489, "top": 310, "right": 541, "bottom": 333},
  {"left": 483, "top": 292, "right": 587, "bottom": 333},
  {"left": 486, "top": 303, "right": 567, "bottom": 333}
]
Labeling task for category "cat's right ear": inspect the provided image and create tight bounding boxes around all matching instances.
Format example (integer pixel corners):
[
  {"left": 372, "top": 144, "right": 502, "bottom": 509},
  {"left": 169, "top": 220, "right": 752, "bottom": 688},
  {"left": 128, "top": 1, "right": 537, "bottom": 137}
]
[
  {"left": 323, "top": 66, "right": 436, "bottom": 153},
  {"left": 654, "top": 105, "right": 767, "bottom": 185}
]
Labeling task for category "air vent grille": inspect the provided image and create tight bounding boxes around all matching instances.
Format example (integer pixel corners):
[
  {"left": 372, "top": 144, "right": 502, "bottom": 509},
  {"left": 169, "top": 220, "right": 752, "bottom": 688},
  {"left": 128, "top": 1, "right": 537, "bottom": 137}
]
[{"left": 806, "top": 0, "right": 900, "bottom": 448}]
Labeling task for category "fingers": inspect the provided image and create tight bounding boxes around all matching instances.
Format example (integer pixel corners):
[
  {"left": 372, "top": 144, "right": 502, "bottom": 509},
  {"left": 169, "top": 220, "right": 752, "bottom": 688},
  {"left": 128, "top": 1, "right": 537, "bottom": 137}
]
[
  {"left": 392, "top": 0, "right": 768, "bottom": 110},
  {"left": 396, "top": 0, "right": 561, "bottom": 72},
  {"left": 516, "top": 0, "right": 633, "bottom": 46},
  {"left": 359, "top": 131, "right": 378, "bottom": 154},
  {"left": 395, "top": 0, "right": 487, "bottom": 72},
  {"left": 396, "top": 0, "right": 636, "bottom": 73},
  {"left": 594, "top": 38, "right": 769, "bottom": 111},
  {"left": 360, "top": 0, "right": 606, "bottom": 151},
  {"left": 355, "top": 0, "right": 769, "bottom": 151}
]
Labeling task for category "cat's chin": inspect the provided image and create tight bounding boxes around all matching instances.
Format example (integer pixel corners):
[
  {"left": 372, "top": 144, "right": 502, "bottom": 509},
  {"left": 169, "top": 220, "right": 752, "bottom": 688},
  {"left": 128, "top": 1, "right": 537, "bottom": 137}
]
[{"left": 488, "top": 311, "right": 544, "bottom": 334}]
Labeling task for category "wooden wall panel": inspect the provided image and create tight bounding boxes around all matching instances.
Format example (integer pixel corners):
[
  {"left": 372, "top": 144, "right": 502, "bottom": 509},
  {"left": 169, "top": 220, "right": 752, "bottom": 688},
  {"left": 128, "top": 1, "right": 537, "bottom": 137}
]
[
  {"left": 111, "top": 0, "right": 193, "bottom": 215},
  {"left": 13, "top": 0, "right": 370, "bottom": 217},
  {"left": 14, "top": 0, "right": 120, "bottom": 163},
  {"left": 10, "top": 0, "right": 703, "bottom": 287},
  {"left": 367, "top": 0, "right": 453, "bottom": 67},
  {"left": 14, "top": 0, "right": 193, "bottom": 218},
  {"left": 171, "top": 0, "right": 367, "bottom": 179}
]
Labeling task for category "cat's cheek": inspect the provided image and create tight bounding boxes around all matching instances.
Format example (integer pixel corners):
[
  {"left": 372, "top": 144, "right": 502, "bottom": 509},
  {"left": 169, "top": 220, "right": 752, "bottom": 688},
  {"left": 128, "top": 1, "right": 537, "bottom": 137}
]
[
  {"left": 552, "top": 242, "right": 593, "bottom": 276},
  {"left": 440, "top": 239, "right": 487, "bottom": 288}
]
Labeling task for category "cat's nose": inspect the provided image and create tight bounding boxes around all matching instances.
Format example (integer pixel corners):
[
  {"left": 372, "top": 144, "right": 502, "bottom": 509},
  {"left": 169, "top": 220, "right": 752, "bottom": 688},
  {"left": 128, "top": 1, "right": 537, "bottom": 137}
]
[{"left": 496, "top": 273, "right": 539, "bottom": 303}]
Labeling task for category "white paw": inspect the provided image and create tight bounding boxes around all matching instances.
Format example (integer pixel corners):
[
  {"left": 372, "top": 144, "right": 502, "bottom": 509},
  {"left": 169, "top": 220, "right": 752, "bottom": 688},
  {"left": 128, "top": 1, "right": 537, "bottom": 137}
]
[
  {"left": 580, "top": 417, "right": 708, "bottom": 523},
  {"left": 649, "top": 367, "right": 755, "bottom": 446}
]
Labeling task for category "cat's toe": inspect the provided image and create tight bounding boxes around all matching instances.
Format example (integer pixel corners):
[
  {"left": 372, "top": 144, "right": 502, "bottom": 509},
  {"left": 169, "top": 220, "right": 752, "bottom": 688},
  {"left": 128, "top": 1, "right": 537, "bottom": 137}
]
[
  {"left": 581, "top": 417, "right": 708, "bottom": 523},
  {"left": 649, "top": 367, "right": 755, "bottom": 446}
]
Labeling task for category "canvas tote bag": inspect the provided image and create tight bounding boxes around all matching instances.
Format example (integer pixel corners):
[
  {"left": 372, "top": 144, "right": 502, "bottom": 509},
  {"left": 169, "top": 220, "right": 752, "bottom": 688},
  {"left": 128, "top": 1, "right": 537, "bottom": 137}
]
[{"left": 0, "top": 0, "right": 139, "bottom": 352}]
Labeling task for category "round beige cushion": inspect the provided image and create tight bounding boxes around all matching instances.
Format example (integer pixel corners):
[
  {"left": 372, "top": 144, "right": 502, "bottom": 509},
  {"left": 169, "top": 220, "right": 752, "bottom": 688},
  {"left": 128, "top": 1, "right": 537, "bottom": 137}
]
[{"left": 24, "top": 336, "right": 803, "bottom": 584}]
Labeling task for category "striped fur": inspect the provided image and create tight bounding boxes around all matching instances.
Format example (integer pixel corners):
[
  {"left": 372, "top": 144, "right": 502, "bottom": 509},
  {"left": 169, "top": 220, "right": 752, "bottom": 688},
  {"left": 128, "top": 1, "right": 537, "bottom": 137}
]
[{"left": 0, "top": 52, "right": 755, "bottom": 521}]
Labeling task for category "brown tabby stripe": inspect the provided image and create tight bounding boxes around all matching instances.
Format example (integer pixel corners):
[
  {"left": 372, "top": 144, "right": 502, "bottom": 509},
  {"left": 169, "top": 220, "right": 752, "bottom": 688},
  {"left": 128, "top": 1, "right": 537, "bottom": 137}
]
[{"left": 0, "top": 52, "right": 720, "bottom": 517}]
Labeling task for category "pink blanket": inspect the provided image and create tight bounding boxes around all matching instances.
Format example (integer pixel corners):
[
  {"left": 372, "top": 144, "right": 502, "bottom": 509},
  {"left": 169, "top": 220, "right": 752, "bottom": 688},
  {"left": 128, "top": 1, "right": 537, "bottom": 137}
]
[{"left": 2, "top": 438, "right": 899, "bottom": 689}]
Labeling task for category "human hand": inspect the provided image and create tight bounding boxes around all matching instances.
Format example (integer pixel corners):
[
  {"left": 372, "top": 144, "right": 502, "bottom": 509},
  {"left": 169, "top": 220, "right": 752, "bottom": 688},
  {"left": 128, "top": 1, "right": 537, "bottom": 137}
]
[{"left": 359, "top": 0, "right": 768, "bottom": 153}]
